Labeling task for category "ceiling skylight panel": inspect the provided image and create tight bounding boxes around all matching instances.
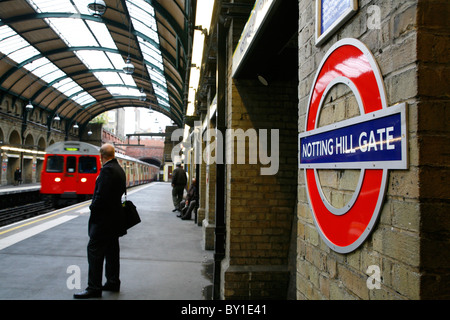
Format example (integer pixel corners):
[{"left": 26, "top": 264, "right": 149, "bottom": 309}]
[
  {"left": 127, "top": 0, "right": 156, "bottom": 20},
  {"left": 86, "top": 20, "right": 117, "bottom": 49},
  {"left": 140, "top": 40, "right": 164, "bottom": 68},
  {"left": 75, "top": 50, "right": 113, "bottom": 70},
  {"left": 0, "top": 29, "right": 39, "bottom": 63},
  {"left": 24, "top": 58, "right": 95, "bottom": 104},
  {"left": 46, "top": 18, "right": 98, "bottom": 47},
  {"left": 158, "top": 99, "right": 170, "bottom": 108},
  {"left": 107, "top": 86, "right": 141, "bottom": 97},
  {"left": 148, "top": 68, "right": 168, "bottom": 87},
  {"left": 148, "top": 67, "right": 165, "bottom": 80},
  {"left": 24, "top": 57, "right": 65, "bottom": 83},
  {"left": 145, "top": 56, "right": 163, "bottom": 72},
  {"left": 72, "top": 91, "right": 95, "bottom": 105},
  {"left": 0, "top": 27, "right": 28, "bottom": 56},
  {"left": 93, "top": 71, "right": 125, "bottom": 86},
  {"left": 23, "top": 56, "right": 48, "bottom": 72},
  {"left": 0, "top": 24, "right": 15, "bottom": 40},
  {"left": 155, "top": 91, "right": 169, "bottom": 105},
  {"left": 52, "top": 77, "right": 96, "bottom": 105},
  {"left": 127, "top": 0, "right": 155, "bottom": 20},
  {"left": 139, "top": 39, "right": 163, "bottom": 61},
  {"left": 154, "top": 84, "right": 169, "bottom": 96},
  {"left": 132, "top": 19, "right": 159, "bottom": 43},
  {"left": 151, "top": 78, "right": 165, "bottom": 89},
  {"left": 9, "top": 46, "right": 39, "bottom": 64},
  {"left": 132, "top": 11, "right": 155, "bottom": 28},
  {"left": 143, "top": 53, "right": 163, "bottom": 72},
  {"left": 119, "top": 73, "right": 136, "bottom": 87},
  {"left": 27, "top": 0, "right": 77, "bottom": 14},
  {"left": 105, "top": 52, "right": 126, "bottom": 70},
  {"left": 128, "top": 3, "right": 159, "bottom": 44},
  {"left": 56, "top": 78, "right": 96, "bottom": 105},
  {"left": 53, "top": 78, "right": 76, "bottom": 92},
  {"left": 40, "top": 69, "right": 66, "bottom": 84},
  {"left": 59, "top": 83, "right": 81, "bottom": 97}
]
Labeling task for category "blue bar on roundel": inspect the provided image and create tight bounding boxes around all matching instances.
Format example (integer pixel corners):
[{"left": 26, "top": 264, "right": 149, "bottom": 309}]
[{"left": 299, "top": 112, "right": 403, "bottom": 168}]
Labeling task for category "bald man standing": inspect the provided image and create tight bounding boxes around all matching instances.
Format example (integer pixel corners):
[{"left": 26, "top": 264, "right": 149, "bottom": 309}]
[{"left": 74, "top": 143, "right": 126, "bottom": 299}]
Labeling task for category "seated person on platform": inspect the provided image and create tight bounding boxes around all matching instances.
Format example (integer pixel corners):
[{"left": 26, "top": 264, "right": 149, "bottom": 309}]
[{"left": 178, "top": 178, "right": 198, "bottom": 220}]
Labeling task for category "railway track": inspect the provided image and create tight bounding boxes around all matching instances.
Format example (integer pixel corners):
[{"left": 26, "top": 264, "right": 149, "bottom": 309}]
[{"left": 0, "top": 201, "right": 54, "bottom": 227}]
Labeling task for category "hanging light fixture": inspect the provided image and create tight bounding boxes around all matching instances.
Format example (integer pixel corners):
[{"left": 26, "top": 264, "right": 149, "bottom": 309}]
[
  {"left": 123, "top": 56, "right": 134, "bottom": 75},
  {"left": 139, "top": 87, "right": 146, "bottom": 101},
  {"left": 87, "top": 129, "right": 93, "bottom": 136},
  {"left": 54, "top": 114, "right": 60, "bottom": 121},
  {"left": 123, "top": 14, "right": 134, "bottom": 75},
  {"left": 87, "top": 0, "right": 107, "bottom": 16},
  {"left": 73, "top": 122, "right": 79, "bottom": 129},
  {"left": 25, "top": 101, "right": 33, "bottom": 110}
]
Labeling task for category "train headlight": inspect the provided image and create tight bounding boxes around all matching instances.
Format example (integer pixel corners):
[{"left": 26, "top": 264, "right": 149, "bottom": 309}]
[
  {"left": 54, "top": 177, "right": 61, "bottom": 182},
  {"left": 81, "top": 178, "right": 87, "bottom": 183}
]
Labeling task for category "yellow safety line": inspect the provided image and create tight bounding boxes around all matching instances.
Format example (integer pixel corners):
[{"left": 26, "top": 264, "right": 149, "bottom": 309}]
[{"left": 0, "top": 202, "right": 88, "bottom": 236}]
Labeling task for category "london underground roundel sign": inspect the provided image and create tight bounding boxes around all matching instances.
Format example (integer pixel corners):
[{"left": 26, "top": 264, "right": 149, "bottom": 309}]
[{"left": 299, "top": 39, "right": 408, "bottom": 253}]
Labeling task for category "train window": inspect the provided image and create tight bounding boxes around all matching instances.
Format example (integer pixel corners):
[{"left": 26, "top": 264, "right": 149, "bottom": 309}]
[
  {"left": 79, "top": 156, "right": 97, "bottom": 174},
  {"left": 46, "top": 156, "right": 64, "bottom": 173},
  {"left": 67, "top": 156, "right": 76, "bottom": 173}
]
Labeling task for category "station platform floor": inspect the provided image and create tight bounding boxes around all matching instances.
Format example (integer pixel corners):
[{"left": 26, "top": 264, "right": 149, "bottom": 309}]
[
  {"left": 0, "top": 182, "right": 40, "bottom": 195},
  {"left": 0, "top": 182, "right": 213, "bottom": 300}
]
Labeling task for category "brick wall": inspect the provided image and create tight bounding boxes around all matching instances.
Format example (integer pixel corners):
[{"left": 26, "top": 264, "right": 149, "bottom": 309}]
[
  {"left": 416, "top": 0, "right": 450, "bottom": 299},
  {"left": 297, "top": 0, "right": 450, "bottom": 300},
  {"left": 125, "top": 139, "right": 164, "bottom": 161},
  {"left": 221, "top": 74, "right": 298, "bottom": 298},
  {"left": 202, "top": 121, "right": 217, "bottom": 250}
]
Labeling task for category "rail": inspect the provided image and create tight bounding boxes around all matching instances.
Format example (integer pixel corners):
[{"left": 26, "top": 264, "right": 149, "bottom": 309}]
[{"left": 0, "top": 201, "right": 54, "bottom": 227}]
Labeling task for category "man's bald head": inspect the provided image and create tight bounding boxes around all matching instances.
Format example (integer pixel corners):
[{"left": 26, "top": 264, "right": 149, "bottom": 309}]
[{"left": 100, "top": 143, "right": 115, "bottom": 164}]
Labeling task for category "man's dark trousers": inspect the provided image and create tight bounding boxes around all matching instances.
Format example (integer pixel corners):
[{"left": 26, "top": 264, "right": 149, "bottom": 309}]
[
  {"left": 172, "top": 185, "right": 185, "bottom": 210},
  {"left": 87, "top": 236, "right": 120, "bottom": 291}
]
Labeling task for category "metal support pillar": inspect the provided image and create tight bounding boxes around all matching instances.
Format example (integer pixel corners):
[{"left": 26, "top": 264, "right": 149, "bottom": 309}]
[{"left": 213, "top": 13, "right": 226, "bottom": 300}]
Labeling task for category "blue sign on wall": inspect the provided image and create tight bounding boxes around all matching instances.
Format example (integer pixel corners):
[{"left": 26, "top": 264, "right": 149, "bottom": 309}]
[
  {"left": 316, "top": 0, "right": 358, "bottom": 46},
  {"left": 321, "top": 0, "right": 352, "bottom": 33},
  {"left": 299, "top": 104, "right": 408, "bottom": 169}
]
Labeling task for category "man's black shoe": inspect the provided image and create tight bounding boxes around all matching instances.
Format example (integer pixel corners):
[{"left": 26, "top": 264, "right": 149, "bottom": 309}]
[
  {"left": 172, "top": 208, "right": 178, "bottom": 212},
  {"left": 102, "top": 283, "right": 120, "bottom": 292},
  {"left": 73, "top": 289, "right": 102, "bottom": 299}
]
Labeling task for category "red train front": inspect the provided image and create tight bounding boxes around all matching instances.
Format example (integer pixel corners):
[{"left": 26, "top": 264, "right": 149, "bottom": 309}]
[{"left": 40, "top": 141, "right": 101, "bottom": 206}]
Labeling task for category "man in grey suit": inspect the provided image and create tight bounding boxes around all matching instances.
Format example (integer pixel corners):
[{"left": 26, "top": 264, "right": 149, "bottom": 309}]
[{"left": 74, "top": 143, "right": 126, "bottom": 299}]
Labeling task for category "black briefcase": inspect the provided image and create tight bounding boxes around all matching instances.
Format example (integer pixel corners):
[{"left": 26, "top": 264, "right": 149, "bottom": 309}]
[
  {"left": 122, "top": 199, "right": 141, "bottom": 229},
  {"left": 121, "top": 190, "right": 141, "bottom": 233}
]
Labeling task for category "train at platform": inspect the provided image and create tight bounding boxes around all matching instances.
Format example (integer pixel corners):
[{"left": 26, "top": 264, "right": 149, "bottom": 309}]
[{"left": 40, "top": 141, "right": 158, "bottom": 206}]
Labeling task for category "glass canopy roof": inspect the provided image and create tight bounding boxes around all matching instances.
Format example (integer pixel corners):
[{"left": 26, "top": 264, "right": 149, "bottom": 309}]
[
  {"left": 0, "top": 24, "right": 97, "bottom": 106},
  {"left": 0, "top": 0, "right": 193, "bottom": 127}
]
